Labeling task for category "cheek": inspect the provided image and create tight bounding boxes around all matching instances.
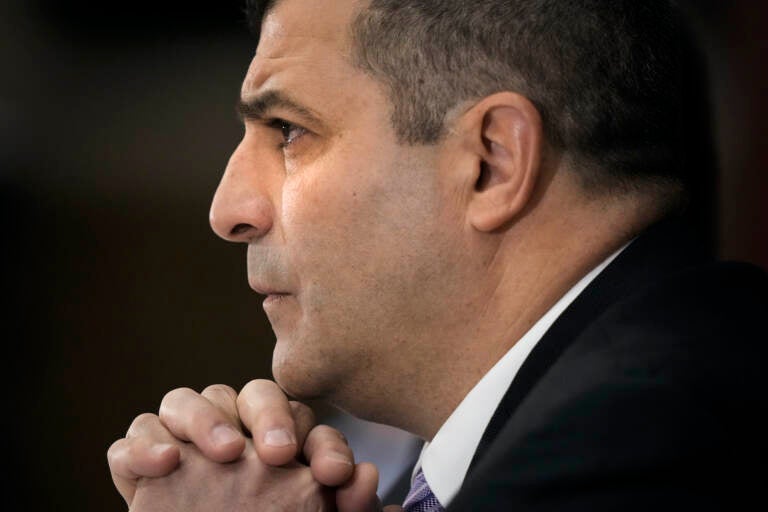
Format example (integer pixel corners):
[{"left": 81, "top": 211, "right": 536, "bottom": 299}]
[
  {"left": 280, "top": 172, "right": 366, "bottom": 286},
  {"left": 281, "top": 171, "right": 356, "bottom": 228},
  {"left": 277, "top": 152, "right": 451, "bottom": 312}
]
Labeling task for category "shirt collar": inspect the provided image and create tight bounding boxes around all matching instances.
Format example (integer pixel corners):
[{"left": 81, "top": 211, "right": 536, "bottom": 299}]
[{"left": 415, "top": 243, "right": 629, "bottom": 506}]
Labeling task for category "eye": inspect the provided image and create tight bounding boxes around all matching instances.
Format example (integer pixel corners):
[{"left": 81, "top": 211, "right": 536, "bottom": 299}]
[{"left": 267, "top": 118, "right": 307, "bottom": 148}]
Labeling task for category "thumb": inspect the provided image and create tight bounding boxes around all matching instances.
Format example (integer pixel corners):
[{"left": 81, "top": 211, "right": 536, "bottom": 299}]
[{"left": 383, "top": 506, "right": 404, "bottom": 512}]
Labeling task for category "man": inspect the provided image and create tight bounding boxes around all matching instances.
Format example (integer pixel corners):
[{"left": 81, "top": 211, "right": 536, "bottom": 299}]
[{"left": 108, "top": 0, "right": 767, "bottom": 510}]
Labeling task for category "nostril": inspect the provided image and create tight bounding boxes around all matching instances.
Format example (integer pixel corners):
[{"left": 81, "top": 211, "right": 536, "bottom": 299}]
[{"left": 231, "top": 223, "right": 253, "bottom": 236}]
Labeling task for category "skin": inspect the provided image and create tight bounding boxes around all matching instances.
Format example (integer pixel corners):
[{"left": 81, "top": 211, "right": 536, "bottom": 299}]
[
  {"left": 211, "top": 0, "right": 474, "bottom": 435},
  {"left": 108, "top": 381, "right": 390, "bottom": 511},
  {"left": 209, "top": 0, "right": 657, "bottom": 438},
  {"left": 110, "top": 0, "right": 665, "bottom": 508},
  {"left": 128, "top": 439, "right": 333, "bottom": 512}
]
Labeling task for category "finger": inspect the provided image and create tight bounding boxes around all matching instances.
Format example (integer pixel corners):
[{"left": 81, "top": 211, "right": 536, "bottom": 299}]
[
  {"left": 112, "top": 413, "right": 181, "bottom": 504},
  {"left": 382, "top": 506, "right": 404, "bottom": 512},
  {"left": 289, "top": 400, "right": 317, "bottom": 450},
  {"left": 336, "top": 462, "right": 381, "bottom": 512},
  {"left": 200, "top": 384, "right": 242, "bottom": 427},
  {"left": 303, "top": 425, "right": 354, "bottom": 486},
  {"left": 107, "top": 436, "right": 179, "bottom": 506},
  {"left": 125, "top": 412, "right": 182, "bottom": 453},
  {"left": 159, "top": 387, "right": 245, "bottom": 463},
  {"left": 237, "top": 379, "right": 300, "bottom": 465}
]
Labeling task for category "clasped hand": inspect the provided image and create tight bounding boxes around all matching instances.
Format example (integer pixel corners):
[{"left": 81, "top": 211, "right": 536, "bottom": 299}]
[{"left": 107, "top": 379, "right": 402, "bottom": 511}]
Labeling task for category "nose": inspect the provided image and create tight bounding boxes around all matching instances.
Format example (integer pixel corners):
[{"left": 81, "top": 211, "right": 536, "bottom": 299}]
[{"left": 209, "top": 140, "right": 274, "bottom": 242}]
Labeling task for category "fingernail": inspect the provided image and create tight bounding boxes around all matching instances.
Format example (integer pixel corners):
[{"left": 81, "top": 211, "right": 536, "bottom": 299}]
[
  {"left": 264, "top": 428, "right": 296, "bottom": 447},
  {"left": 151, "top": 443, "right": 175, "bottom": 457},
  {"left": 211, "top": 424, "right": 241, "bottom": 446},
  {"left": 325, "top": 451, "right": 353, "bottom": 466}
]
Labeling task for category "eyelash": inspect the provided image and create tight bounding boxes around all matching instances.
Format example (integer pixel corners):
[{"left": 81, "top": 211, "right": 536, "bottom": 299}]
[{"left": 266, "top": 118, "right": 307, "bottom": 149}]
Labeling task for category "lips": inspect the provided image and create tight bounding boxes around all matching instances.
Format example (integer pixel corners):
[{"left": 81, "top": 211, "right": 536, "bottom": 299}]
[
  {"left": 253, "top": 288, "right": 291, "bottom": 301},
  {"left": 248, "top": 280, "right": 292, "bottom": 312},
  {"left": 247, "top": 277, "right": 288, "bottom": 296},
  {"left": 251, "top": 285, "right": 289, "bottom": 297},
  {"left": 263, "top": 292, "right": 289, "bottom": 304}
]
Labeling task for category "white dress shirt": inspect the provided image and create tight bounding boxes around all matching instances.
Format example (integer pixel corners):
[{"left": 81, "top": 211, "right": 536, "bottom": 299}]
[{"left": 414, "top": 244, "right": 629, "bottom": 507}]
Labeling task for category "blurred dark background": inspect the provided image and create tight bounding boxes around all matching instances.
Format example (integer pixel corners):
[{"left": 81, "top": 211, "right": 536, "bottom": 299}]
[{"left": 1, "top": 1, "right": 765, "bottom": 510}]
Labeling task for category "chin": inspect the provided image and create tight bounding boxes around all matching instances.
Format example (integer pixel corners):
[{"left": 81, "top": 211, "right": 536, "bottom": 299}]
[
  {"left": 271, "top": 340, "right": 327, "bottom": 401},
  {"left": 270, "top": 321, "right": 365, "bottom": 406},
  {"left": 272, "top": 366, "right": 329, "bottom": 402}
]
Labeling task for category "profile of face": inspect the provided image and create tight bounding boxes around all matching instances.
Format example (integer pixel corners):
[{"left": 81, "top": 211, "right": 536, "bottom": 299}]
[{"left": 209, "top": 0, "right": 475, "bottom": 414}]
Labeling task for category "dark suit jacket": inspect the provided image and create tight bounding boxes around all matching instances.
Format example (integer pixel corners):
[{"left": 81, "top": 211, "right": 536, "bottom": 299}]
[{"left": 447, "top": 219, "right": 767, "bottom": 511}]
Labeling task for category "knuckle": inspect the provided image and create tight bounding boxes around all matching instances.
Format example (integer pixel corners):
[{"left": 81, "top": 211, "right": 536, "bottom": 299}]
[
  {"left": 160, "top": 387, "right": 196, "bottom": 410},
  {"left": 159, "top": 387, "right": 200, "bottom": 422},
  {"left": 289, "top": 401, "right": 316, "bottom": 423},
  {"left": 126, "top": 413, "right": 159, "bottom": 437},
  {"left": 314, "top": 424, "right": 348, "bottom": 444},
  {"left": 237, "top": 381, "right": 293, "bottom": 429},
  {"left": 328, "top": 438, "right": 351, "bottom": 456},
  {"left": 201, "top": 384, "right": 237, "bottom": 411},
  {"left": 106, "top": 438, "right": 126, "bottom": 464},
  {"left": 335, "top": 429, "right": 348, "bottom": 445},
  {"left": 240, "top": 378, "right": 278, "bottom": 396},
  {"left": 202, "top": 383, "right": 236, "bottom": 396},
  {"left": 106, "top": 439, "right": 138, "bottom": 478}
]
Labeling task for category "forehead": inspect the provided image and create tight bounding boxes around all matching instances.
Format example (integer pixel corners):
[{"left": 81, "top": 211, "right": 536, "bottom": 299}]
[{"left": 242, "top": 0, "right": 360, "bottom": 96}]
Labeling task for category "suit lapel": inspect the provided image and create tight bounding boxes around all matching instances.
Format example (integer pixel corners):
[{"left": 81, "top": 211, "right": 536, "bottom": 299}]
[{"left": 467, "top": 218, "right": 705, "bottom": 472}]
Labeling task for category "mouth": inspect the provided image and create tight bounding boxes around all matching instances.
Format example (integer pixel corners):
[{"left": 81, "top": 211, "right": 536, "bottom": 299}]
[
  {"left": 249, "top": 282, "right": 291, "bottom": 308},
  {"left": 262, "top": 292, "right": 290, "bottom": 304},
  {"left": 261, "top": 292, "right": 292, "bottom": 315}
]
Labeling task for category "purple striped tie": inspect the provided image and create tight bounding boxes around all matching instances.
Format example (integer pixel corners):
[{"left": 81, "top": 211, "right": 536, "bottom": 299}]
[{"left": 402, "top": 468, "right": 446, "bottom": 512}]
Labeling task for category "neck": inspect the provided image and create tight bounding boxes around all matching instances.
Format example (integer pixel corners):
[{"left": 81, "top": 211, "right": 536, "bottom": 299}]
[{"left": 336, "top": 177, "right": 660, "bottom": 440}]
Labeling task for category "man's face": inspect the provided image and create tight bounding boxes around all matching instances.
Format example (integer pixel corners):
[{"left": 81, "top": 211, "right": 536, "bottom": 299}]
[{"left": 210, "top": 0, "right": 470, "bottom": 412}]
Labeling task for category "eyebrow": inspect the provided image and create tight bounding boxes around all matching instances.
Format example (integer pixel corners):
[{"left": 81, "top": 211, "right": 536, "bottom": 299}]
[{"left": 236, "top": 90, "right": 323, "bottom": 126}]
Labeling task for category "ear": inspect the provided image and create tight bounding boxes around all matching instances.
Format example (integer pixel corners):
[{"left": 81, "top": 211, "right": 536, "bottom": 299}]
[{"left": 464, "top": 92, "right": 544, "bottom": 232}]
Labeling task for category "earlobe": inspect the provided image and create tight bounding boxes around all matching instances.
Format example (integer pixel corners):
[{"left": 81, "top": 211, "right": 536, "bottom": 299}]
[{"left": 466, "top": 93, "right": 543, "bottom": 233}]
